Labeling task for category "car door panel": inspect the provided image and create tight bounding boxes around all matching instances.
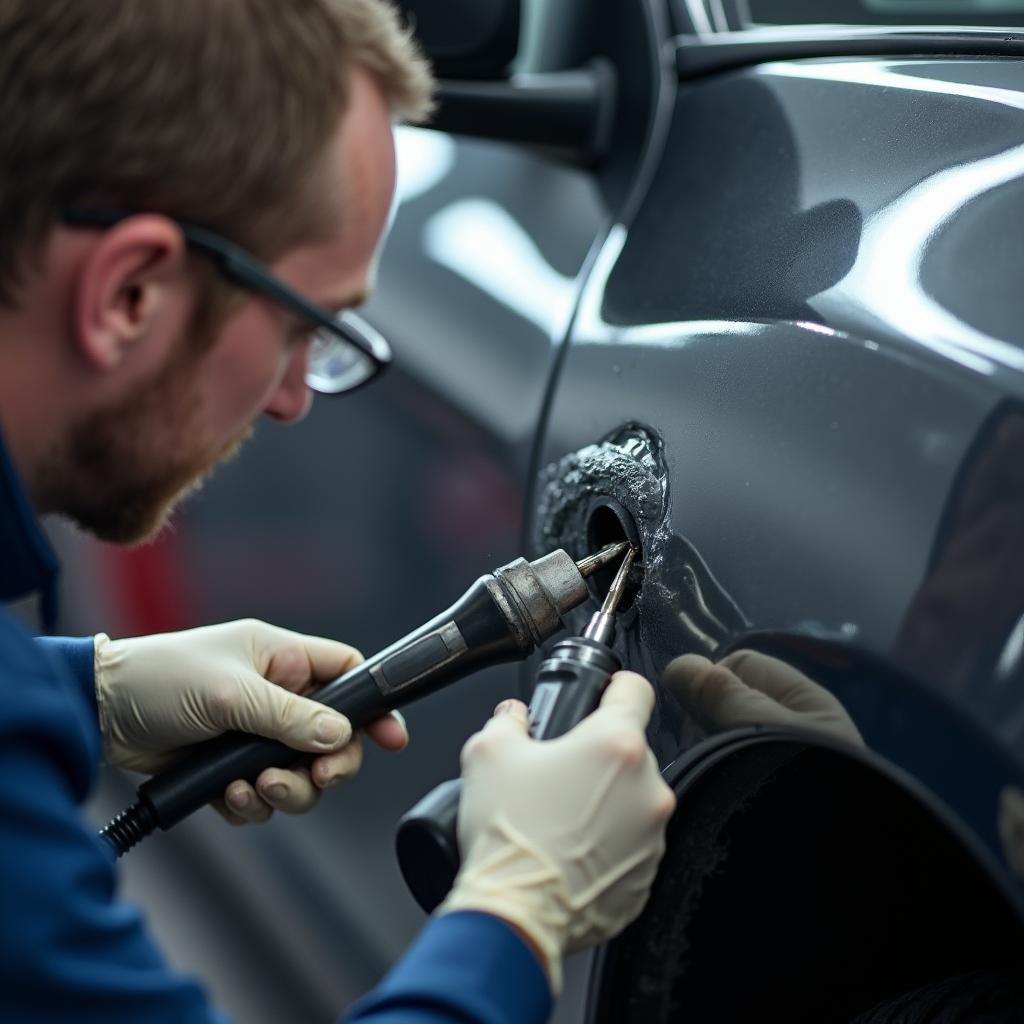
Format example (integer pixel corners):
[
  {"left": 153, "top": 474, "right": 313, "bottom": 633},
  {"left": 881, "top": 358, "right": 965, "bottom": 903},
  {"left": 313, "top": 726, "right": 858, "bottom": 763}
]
[{"left": 531, "top": 50, "right": 1024, "bottom": 1017}]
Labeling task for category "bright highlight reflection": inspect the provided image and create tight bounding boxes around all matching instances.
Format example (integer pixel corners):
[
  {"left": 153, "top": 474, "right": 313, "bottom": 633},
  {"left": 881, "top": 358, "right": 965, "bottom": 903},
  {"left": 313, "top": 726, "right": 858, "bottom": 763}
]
[
  {"left": 772, "top": 60, "right": 1024, "bottom": 377},
  {"left": 394, "top": 127, "right": 456, "bottom": 205},
  {"left": 423, "top": 198, "right": 576, "bottom": 335}
]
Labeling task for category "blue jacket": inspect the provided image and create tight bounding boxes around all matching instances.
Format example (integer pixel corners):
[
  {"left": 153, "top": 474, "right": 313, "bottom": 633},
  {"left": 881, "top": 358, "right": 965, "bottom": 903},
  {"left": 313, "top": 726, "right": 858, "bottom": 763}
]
[{"left": 0, "top": 432, "right": 551, "bottom": 1024}]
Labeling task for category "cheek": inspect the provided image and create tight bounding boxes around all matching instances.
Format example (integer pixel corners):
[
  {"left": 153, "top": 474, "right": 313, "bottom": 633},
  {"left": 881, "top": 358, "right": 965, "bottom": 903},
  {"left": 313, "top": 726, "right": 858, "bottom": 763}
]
[{"left": 201, "top": 307, "right": 291, "bottom": 425}]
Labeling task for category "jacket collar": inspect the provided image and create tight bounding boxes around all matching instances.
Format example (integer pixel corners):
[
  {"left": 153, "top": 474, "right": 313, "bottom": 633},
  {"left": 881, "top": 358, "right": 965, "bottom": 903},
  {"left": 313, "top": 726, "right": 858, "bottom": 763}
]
[{"left": 0, "top": 427, "right": 59, "bottom": 630}]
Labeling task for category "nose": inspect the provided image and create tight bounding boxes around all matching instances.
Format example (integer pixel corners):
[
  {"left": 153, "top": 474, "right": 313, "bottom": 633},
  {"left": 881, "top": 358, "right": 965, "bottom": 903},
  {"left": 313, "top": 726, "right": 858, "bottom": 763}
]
[{"left": 263, "top": 342, "right": 314, "bottom": 423}]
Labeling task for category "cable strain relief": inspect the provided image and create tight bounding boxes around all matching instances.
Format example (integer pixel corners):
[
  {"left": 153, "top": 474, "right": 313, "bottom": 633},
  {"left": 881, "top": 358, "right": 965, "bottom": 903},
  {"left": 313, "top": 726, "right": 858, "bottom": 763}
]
[{"left": 100, "top": 799, "right": 157, "bottom": 859}]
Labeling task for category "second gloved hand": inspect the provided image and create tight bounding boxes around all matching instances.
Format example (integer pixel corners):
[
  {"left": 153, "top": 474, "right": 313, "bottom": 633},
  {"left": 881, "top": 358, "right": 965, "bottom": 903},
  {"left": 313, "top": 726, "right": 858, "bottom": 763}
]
[
  {"left": 440, "top": 672, "right": 676, "bottom": 995},
  {"left": 94, "top": 619, "right": 408, "bottom": 823},
  {"left": 664, "top": 649, "right": 863, "bottom": 746}
]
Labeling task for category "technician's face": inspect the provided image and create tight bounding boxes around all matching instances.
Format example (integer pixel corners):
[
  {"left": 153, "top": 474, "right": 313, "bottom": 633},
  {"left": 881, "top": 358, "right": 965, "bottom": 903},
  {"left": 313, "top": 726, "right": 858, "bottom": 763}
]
[{"left": 64, "top": 67, "right": 397, "bottom": 543}]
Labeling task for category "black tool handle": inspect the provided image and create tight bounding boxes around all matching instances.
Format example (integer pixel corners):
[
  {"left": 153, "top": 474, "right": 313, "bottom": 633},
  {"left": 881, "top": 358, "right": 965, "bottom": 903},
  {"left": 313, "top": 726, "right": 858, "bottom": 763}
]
[
  {"left": 126, "top": 578, "right": 524, "bottom": 839},
  {"left": 526, "top": 637, "right": 619, "bottom": 740},
  {"left": 137, "top": 669, "right": 386, "bottom": 830},
  {"left": 396, "top": 637, "right": 620, "bottom": 913}
]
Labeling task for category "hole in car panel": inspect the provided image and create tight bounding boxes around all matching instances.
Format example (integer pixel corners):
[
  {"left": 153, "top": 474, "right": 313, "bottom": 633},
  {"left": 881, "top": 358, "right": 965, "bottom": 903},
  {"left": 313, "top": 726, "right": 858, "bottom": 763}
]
[
  {"left": 587, "top": 737, "right": 1024, "bottom": 1023},
  {"left": 585, "top": 498, "right": 642, "bottom": 610}
]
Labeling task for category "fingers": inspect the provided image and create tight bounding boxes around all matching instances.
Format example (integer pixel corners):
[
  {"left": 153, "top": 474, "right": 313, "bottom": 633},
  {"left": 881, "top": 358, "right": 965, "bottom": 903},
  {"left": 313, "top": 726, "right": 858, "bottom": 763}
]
[
  {"left": 252, "top": 764, "right": 323, "bottom": 814},
  {"left": 215, "top": 736, "right": 368, "bottom": 826},
  {"left": 718, "top": 650, "right": 820, "bottom": 708},
  {"left": 261, "top": 632, "right": 364, "bottom": 695},
  {"left": 309, "top": 735, "right": 365, "bottom": 790},
  {"left": 663, "top": 653, "right": 784, "bottom": 733},
  {"left": 461, "top": 699, "right": 530, "bottom": 767},
  {"left": 221, "top": 780, "right": 273, "bottom": 824},
  {"left": 481, "top": 698, "right": 531, "bottom": 737},
  {"left": 212, "top": 797, "right": 250, "bottom": 827},
  {"left": 664, "top": 651, "right": 864, "bottom": 744},
  {"left": 365, "top": 710, "right": 409, "bottom": 752},
  {"left": 226, "top": 676, "right": 353, "bottom": 755},
  {"left": 589, "top": 671, "right": 656, "bottom": 732},
  {"left": 663, "top": 654, "right": 723, "bottom": 725},
  {"left": 701, "top": 649, "right": 845, "bottom": 721}
]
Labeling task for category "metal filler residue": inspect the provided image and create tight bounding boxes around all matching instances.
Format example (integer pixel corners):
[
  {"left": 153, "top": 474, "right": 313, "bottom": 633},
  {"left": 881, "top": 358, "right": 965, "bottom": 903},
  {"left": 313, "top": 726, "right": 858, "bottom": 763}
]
[{"left": 532, "top": 425, "right": 747, "bottom": 761}]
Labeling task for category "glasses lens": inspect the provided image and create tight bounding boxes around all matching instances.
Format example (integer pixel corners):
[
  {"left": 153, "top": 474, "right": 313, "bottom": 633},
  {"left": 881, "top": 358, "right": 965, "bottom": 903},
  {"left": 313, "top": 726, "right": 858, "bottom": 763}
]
[
  {"left": 306, "top": 330, "right": 374, "bottom": 394},
  {"left": 305, "top": 313, "right": 391, "bottom": 394}
]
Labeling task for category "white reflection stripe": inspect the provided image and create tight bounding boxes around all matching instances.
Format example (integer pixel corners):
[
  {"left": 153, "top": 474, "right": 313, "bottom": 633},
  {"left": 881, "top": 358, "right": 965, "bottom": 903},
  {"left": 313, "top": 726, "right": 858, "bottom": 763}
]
[
  {"left": 771, "top": 61, "right": 1024, "bottom": 376},
  {"left": 575, "top": 224, "right": 768, "bottom": 346},
  {"left": 423, "top": 198, "right": 576, "bottom": 335}
]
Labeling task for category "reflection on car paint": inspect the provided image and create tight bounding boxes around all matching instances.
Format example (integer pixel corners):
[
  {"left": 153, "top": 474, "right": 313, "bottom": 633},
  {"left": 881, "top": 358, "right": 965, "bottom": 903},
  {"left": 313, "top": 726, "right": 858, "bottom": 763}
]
[
  {"left": 394, "top": 126, "right": 457, "bottom": 205},
  {"left": 895, "top": 400, "right": 1024, "bottom": 741},
  {"left": 605, "top": 70, "right": 865, "bottom": 329},
  {"left": 575, "top": 223, "right": 774, "bottom": 347},
  {"left": 786, "top": 60, "right": 1024, "bottom": 375},
  {"left": 423, "top": 197, "right": 577, "bottom": 333}
]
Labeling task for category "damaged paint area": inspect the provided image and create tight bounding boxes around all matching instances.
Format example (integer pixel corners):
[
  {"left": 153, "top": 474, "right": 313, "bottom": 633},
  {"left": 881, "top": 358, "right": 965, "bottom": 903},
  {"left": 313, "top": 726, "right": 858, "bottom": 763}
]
[{"left": 532, "top": 425, "right": 747, "bottom": 761}]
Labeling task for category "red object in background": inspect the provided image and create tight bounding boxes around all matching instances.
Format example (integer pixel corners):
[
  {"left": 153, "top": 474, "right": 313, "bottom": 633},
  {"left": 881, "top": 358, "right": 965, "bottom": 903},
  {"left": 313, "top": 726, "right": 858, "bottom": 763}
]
[
  {"left": 422, "top": 453, "right": 522, "bottom": 554},
  {"left": 96, "top": 529, "right": 197, "bottom": 636}
]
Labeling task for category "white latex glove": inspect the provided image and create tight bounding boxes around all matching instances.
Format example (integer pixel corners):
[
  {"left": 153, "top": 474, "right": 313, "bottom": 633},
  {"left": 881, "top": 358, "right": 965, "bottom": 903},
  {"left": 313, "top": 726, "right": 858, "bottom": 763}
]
[
  {"left": 664, "top": 650, "right": 863, "bottom": 746},
  {"left": 440, "top": 672, "right": 676, "bottom": 994},
  {"left": 94, "top": 619, "right": 408, "bottom": 824}
]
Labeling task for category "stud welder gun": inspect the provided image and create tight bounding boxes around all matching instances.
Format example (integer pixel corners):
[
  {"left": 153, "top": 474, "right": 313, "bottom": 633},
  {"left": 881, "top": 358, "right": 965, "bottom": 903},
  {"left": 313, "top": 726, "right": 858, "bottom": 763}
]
[
  {"left": 396, "top": 545, "right": 638, "bottom": 912},
  {"left": 101, "top": 542, "right": 632, "bottom": 857}
]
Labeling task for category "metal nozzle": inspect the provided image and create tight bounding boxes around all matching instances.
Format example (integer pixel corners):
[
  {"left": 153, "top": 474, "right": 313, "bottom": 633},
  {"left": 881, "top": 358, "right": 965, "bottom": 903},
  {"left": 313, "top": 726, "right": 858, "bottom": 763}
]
[
  {"left": 490, "top": 543, "right": 635, "bottom": 650},
  {"left": 601, "top": 545, "right": 638, "bottom": 615},
  {"left": 575, "top": 542, "right": 630, "bottom": 579},
  {"left": 583, "top": 546, "right": 639, "bottom": 645}
]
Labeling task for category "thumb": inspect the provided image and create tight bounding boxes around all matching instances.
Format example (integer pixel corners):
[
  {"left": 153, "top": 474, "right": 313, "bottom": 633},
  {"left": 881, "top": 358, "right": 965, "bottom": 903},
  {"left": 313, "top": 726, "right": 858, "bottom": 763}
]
[
  {"left": 589, "top": 671, "right": 655, "bottom": 732},
  {"left": 480, "top": 698, "right": 531, "bottom": 738},
  {"left": 227, "top": 674, "right": 353, "bottom": 753},
  {"left": 461, "top": 699, "right": 530, "bottom": 769},
  {"left": 664, "top": 654, "right": 797, "bottom": 733}
]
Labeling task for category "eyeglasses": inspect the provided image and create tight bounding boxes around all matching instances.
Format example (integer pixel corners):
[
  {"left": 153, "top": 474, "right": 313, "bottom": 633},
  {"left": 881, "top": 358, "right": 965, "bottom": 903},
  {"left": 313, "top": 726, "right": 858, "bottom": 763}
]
[{"left": 62, "top": 208, "right": 392, "bottom": 395}]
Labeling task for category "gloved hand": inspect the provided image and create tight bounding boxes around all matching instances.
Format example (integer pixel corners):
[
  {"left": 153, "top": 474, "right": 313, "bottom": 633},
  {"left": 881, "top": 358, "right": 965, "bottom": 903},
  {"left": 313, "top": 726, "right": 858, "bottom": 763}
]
[
  {"left": 440, "top": 672, "right": 676, "bottom": 994},
  {"left": 94, "top": 619, "right": 408, "bottom": 824},
  {"left": 664, "top": 649, "right": 863, "bottom": 746}
]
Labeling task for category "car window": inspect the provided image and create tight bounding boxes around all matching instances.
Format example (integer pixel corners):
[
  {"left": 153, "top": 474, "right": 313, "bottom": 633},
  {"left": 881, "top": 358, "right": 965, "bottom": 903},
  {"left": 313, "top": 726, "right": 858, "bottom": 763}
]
[{"left": 685, "top": 0, "right": 1024, "bottom": 30}]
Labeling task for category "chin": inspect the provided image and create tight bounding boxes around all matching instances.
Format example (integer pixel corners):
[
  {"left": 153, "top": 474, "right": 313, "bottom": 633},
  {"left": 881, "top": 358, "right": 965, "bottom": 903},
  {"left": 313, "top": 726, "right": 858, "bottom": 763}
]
[
  {"left": 63, "top": 419, "right": 253, "bottom": 546},
  {"left": 75, "top": 465, "right": 212, "bottom": 546}
]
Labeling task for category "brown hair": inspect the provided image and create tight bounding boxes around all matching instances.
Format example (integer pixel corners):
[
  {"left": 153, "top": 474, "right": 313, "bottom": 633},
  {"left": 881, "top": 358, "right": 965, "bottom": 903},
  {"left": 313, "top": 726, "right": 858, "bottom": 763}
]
[{"left": 0, "top": 0, "right": 434, "bottom": 303}]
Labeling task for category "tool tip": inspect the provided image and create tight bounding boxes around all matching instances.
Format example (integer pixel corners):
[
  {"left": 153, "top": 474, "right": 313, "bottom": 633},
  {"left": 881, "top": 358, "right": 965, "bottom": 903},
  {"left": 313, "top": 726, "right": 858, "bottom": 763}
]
[
  {"left": 600, "top": 545, "right": 639, "bottom": 614},
  {"left": 575, "top": 541, "right": 631, "bottom": 578}
]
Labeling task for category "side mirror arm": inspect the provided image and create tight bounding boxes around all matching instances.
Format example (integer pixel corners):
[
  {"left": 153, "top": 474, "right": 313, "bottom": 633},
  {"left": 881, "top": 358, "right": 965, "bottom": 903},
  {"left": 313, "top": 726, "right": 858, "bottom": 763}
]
[{"left": 427, "top": 61, "right": 617, "bottom": 168}]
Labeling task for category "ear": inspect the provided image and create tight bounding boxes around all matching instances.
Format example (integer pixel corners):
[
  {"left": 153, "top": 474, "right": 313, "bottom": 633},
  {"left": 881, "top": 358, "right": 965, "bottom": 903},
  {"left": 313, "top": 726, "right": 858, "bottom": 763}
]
[{"left": 72, "top": 214, "right": 191, "bottom": 374}]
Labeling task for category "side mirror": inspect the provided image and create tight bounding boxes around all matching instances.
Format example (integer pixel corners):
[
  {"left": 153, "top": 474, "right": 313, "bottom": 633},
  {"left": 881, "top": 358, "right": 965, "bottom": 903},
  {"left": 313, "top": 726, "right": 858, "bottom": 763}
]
[
  {"left": 398, "top": 0, "right": 614, "bottom": 168},
  {"left": 399, "top": 0, "right": 520, "bottom": 80}
]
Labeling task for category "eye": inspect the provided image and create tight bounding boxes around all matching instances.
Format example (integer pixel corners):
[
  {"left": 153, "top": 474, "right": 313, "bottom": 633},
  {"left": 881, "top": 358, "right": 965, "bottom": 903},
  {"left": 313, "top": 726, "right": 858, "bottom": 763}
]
[{"left": 288, "top": 322, "right": 316, "bottom": 348}]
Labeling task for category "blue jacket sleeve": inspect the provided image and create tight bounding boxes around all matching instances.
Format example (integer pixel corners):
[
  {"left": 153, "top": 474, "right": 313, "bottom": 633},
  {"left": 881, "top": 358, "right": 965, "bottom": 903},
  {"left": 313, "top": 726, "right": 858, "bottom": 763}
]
[
  {"left": 2, "top": 615, "right": 227, "bottom": 1024},
  {"left": 344, "top": 912, "right": 552, "bottom": 1024},
  {"left": 35, "top": 634, "right": 98, "bottom": 721},
  {"left": 17, "top": 628, "right": 553, "bottom": 1024}
]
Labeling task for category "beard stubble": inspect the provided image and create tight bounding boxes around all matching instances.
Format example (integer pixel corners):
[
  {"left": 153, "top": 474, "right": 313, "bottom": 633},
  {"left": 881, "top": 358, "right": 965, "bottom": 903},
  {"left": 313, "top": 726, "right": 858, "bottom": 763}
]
[{"left": 44, "top": 342, "right": 253, "bottom": 545}]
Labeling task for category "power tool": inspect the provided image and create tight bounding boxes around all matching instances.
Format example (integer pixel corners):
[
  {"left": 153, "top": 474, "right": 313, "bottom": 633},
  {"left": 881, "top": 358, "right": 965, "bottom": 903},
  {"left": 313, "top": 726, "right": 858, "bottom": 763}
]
[
  {"left": 396, "top": 545, "right": 638, "bottom": 912},
  {"left": 101, "top": 543, "right": 631, "bottom": 857}
]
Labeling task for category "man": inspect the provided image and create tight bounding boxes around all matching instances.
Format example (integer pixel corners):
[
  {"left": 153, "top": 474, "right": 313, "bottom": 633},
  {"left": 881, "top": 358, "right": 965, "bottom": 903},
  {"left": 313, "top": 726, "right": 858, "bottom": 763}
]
[{"left": 0, "top": 2, "right": 675, "bottom": 1021}]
